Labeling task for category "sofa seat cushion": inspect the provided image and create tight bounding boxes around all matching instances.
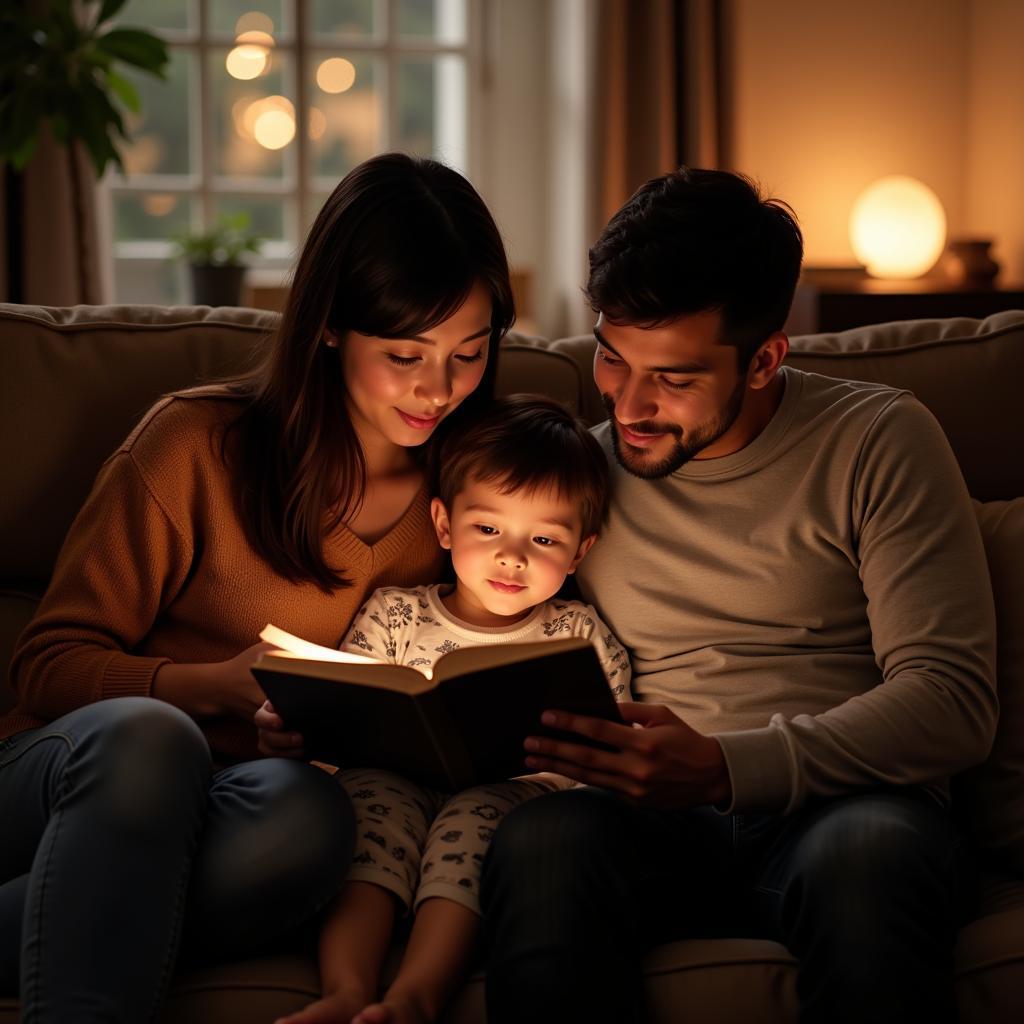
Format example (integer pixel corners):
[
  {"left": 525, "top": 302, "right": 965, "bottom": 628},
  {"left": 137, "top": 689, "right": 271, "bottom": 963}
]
[{"left": 7, "top": 914, "right": 1020, "bottom": 1024}]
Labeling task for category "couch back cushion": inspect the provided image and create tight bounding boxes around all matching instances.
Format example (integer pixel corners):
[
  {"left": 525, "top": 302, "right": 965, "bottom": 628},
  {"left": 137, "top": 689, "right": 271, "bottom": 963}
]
[
  {"left": 0, "top": 304, "right": 277, "bottom": 594},
  {"left": 552, "top": 311, "right": 1024, "bottom": 501}
]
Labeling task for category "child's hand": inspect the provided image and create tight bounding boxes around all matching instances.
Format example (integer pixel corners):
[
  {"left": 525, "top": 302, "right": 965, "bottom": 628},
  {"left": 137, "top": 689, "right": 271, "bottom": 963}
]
[{"left": 255, "top": 699, "right": 306, "bottom": 758}]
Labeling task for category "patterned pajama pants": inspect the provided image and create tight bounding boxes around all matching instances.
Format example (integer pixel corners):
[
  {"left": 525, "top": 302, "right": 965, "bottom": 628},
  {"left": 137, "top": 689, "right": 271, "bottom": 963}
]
[{"left": 336, "top": 769, "right": 571, "bottom": 916}]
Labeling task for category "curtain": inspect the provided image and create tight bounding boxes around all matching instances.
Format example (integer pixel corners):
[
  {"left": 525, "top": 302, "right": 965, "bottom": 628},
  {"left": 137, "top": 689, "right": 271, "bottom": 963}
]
[
  {"left": 0, "top": 0, "right": 106, "bottom": 307},
  {"left": 541, "top": 0, "right": 729, "bottom": 337},
  {"left": 1, "top": 127, "right": 106, "bottom": 307},
  {"left": 595, "top": 0, "right": 728, "bottom": 227}
]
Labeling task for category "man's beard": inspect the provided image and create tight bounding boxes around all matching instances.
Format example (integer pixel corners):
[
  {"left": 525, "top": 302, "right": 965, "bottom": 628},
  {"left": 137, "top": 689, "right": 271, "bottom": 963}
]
[{"left": 602, "top": 379, "right": 746, "bottom": 479}]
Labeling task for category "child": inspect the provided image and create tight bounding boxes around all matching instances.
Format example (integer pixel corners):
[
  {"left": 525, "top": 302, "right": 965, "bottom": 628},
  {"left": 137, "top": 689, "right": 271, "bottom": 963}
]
[{"left": 275, "top": 395, "right": 630, "bottom": 1024}]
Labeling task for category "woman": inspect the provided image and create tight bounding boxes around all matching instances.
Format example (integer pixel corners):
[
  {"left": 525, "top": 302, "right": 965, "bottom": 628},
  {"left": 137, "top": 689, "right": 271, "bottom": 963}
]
[{"left": 0, "top": 153, "right": 514, "bottom": 1021}]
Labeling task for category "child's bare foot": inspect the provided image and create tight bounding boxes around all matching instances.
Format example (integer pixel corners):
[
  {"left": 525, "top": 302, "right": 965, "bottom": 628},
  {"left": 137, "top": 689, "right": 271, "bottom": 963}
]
[
  {"left": 350, "top": 991, "right": 432, "bottom": 1024},
  {"left": 275, "top": 988, "right": 372, "bottom": 1024}
]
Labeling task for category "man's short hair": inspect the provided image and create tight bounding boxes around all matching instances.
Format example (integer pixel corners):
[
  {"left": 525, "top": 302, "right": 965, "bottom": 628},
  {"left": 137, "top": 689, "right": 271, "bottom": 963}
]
[
  {"left": 587, "top": 166, "right": 804, "bottom": 367},
  {"left": 438, "top": 394, "right": 609, "bottom": 538}
]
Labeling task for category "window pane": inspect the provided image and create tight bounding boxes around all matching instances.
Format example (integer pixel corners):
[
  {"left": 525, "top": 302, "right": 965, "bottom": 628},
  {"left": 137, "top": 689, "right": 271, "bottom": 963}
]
[
  {"left": 119, "top": 49, "right": 194, "bottom": 177},
  {"left": 209, "top": 0, "right": 286, "bottom": 37},
  {"left": 211, "top": 48, "right": 295, "bottom": 179},
  {"left": 395, "top": 55, "right": 466, "bottom": 168},
  {"left": 310, "top": 0, "right": 378, "bottom": 38},
  {"left": 114, "top": 0, "right": 193, "bottom": 32},
  {"left": 309, "top": 53, "right": 381, "bottom": 182},
  {"left": 396, "top": 0, "right": 466, "bottom": 43},
  {"left": 114, "top": 259, "right": 187, "bottom": 305},
  {"left": 213, "top": 194, "right": 289, "bottom": 245},
  {"left": 305, "top": 191, "right": 333, "bottom": 237},
  {"left": 113, "top": 191, "right": 194, "bottom": 241}
]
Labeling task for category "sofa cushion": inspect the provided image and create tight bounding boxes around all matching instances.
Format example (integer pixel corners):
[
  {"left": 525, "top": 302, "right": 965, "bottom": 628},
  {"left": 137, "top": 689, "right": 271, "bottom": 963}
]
[
  {"left": 955, "top": 499, "right": 1024, "bottom": 874},
  {"left": 0, "top": 304, "right": 275, "bottom": 590},
  {"left": 494, "top": 345, "right": 583, "bottom": 413}
]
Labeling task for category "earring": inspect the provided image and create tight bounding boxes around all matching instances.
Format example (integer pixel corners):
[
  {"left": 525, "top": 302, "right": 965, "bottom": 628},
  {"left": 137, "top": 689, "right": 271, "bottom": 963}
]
[{"left": 324, "top": 335, "right": 338, "bottom": 348}]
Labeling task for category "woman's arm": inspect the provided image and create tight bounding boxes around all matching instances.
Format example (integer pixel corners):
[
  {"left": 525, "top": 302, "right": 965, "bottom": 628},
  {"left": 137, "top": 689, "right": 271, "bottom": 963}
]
[{"left": 11, "top": 446, "right": 268, "bottom": 726}]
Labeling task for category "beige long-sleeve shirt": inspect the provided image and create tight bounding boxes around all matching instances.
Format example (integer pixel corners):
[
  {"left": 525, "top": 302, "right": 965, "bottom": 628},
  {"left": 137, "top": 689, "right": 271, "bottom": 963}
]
[{"left": 576, "top": 366, "right": 997, "bottom": 814}]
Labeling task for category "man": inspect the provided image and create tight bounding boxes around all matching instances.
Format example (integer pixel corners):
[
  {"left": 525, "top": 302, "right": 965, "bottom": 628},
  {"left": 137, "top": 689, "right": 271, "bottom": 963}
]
[{"left": 480, "top": 168, "right": 997, "bottom": 1024}]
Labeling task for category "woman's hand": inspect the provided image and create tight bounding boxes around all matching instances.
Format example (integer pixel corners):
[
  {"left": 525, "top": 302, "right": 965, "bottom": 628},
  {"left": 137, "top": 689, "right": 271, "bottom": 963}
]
[
  {"left": 255, "top": 700, "right": 306, "bottom": 759},
  {"left": 212, "top": 641, "right": 282, "bottom": 719},
  {"left": 153, "top": 641, "right": 277, "bottom": 721}
]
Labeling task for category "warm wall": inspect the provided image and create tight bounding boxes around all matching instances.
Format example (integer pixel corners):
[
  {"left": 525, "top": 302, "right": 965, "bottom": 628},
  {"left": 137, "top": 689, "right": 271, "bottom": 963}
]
[
  {"left": 730, "top": 0, "right": 970, "bottom": 268},
  {"left": 965, "top": 0, "right": 1024, "bottom": 282}
]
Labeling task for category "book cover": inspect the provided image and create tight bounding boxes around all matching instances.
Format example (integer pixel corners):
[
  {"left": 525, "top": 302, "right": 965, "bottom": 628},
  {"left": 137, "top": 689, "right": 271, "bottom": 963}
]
[{"left": 251, "top": 625, "right": 623, "bottom": 790}]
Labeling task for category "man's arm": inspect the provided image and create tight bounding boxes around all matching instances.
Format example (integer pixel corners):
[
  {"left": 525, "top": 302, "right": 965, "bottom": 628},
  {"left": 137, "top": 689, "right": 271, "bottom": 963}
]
[
  {"left": 530, "top": 397, "right": 997, "bottom": 814},
  {"left": 712, "top": 395, "right": 997, "bottom": 814}
]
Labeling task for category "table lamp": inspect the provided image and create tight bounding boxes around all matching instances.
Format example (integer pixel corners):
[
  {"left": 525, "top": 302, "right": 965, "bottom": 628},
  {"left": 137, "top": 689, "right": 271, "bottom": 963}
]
[{"left": 849, "top": 176, "right": 947, "bottom": 279}]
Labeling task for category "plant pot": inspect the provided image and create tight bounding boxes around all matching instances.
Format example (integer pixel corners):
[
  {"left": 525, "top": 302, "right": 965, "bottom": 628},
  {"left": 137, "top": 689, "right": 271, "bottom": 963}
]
[{"left": 189, "top": 263, "right": 247, "bottom": 307}]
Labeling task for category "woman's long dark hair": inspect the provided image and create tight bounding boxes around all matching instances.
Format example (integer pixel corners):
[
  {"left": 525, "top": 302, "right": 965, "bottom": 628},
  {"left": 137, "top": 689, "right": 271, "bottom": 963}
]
[{"left": 225, "top": 153, "right": 515, "bottom": 592}]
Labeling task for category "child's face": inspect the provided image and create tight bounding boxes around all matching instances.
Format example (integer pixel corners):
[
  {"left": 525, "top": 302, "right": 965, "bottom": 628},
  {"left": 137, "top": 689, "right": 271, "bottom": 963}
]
[{"left": 430, "top": 477, "right": 597, "bottom": 627}]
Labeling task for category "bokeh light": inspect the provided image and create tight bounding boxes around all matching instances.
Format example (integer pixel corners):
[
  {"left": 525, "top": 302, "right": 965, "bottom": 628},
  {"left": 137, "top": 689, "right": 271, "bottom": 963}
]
[
  {"left": 226, "top": 44, "right": 269, "bottom": 80},
  {"left": 316, "top": 57, "right": 357, "bottom": 94}
]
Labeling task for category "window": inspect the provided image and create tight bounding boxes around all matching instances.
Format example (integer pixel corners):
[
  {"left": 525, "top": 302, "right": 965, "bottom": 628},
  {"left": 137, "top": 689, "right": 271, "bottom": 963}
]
[{"left": 109, "top": 0, "right": 477, "bottom": 304}]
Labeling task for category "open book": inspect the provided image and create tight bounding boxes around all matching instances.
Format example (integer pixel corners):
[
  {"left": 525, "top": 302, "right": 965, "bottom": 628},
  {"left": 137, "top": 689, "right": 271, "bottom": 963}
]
[{"left": 251, "top": 624, "right": 623, "bottom": 790}]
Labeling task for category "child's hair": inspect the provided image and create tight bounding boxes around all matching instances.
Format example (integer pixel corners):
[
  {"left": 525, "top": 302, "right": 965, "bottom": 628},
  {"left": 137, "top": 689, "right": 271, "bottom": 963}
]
[{"left": 438, "top": 394, "right": 609, "bottom": 538}]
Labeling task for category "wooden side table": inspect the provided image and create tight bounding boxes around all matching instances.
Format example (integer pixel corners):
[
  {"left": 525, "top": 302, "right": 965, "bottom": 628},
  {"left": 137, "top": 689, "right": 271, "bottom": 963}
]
[{"left": 785, "top": 270, "right": 1024, "bottom": 335}]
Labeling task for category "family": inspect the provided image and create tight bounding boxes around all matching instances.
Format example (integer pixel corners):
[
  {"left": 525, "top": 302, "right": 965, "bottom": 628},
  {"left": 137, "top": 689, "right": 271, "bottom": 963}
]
[{"left": 0, "top": 153, "right": 997, "bottom": 1024}]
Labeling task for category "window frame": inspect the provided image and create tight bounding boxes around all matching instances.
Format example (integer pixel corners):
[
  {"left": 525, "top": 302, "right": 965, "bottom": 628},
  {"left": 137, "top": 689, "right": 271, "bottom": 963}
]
[{"left": 107, "top": 0, "right": 484, "bottom": 298}]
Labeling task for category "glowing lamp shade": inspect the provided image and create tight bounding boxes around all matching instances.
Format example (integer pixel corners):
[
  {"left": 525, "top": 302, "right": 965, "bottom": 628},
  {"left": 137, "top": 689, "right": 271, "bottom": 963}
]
[{"left": 849, "top": 176, "right": 947, "bottom": 279}]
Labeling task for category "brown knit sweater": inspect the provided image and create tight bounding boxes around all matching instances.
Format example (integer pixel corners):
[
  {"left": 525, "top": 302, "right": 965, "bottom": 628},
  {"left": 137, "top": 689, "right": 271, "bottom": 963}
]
[{"left": 3, "top": 392, "right": 445, "bottom": 762}]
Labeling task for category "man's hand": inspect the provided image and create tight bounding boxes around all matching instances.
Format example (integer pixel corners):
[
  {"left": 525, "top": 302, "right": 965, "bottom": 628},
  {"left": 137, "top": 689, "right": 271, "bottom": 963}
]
[
  {"left": 255, "top": 700, "right": 306, "bottom": 759},
  {"left": 524, "top": 702, "right": 732, "bottom": 809}
]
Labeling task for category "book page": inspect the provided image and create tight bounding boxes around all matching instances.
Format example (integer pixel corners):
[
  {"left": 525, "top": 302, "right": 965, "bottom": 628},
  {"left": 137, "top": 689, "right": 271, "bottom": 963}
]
[
  {"left": 260, "top": 623, "right": 379, "bottom": 665},
  {"left": 433, "top": 636, "right": 593, "bottom": 681}
]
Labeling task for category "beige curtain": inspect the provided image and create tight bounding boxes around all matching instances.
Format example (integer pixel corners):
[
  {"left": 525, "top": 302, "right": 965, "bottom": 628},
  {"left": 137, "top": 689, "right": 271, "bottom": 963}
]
[
  {"left": 595, "top": 0, "right": 727, "bottom": 227},
  {"left": 1, "top": 127, "right": 105, "bottom": 306}
]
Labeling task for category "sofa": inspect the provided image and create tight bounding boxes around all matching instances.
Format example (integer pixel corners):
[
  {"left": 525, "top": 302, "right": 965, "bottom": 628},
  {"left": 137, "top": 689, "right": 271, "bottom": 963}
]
[{"left": 1, "top": 302, "right": 1022, "bottom": 1022}]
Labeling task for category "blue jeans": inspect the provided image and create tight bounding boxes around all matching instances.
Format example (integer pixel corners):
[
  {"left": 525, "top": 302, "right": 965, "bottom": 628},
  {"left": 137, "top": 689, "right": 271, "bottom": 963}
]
[
  {"left": 480, "top": 786, "right": 966, "bottom": 1024},
  {"left": 0, "top": 697, "right": 356, "bottom": 1022}
]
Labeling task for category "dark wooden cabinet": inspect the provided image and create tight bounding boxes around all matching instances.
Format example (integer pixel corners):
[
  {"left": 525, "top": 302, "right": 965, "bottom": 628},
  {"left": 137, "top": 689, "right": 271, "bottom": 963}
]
[{"left": 785, "top": 270, "right": 1024, "bottom": 335}]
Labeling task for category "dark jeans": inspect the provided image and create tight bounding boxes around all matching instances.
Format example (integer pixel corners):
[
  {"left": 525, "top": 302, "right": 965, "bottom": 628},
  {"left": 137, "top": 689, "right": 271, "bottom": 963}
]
[
  {"left": 481, "top": 785, "right": 967, "bottom": 1024},
  {"left": 0, "top": 697, "right": 356, "bottom": 1022}
]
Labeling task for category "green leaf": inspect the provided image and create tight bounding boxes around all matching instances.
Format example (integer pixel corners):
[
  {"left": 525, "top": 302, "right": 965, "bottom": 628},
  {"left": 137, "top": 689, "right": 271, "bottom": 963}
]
[
  {"left": 9, "top": 133, "right": 38, "bottom": 170},
  {"left": 98, "top": 0, "right": 130, "bottom": 26},
  {"left": 50, "top": 112, "right": 70, "bottom": 143},
  {"left": 106, "top": 69, "right": 140, "bottom": 112},
  {"left": 75, "top": 80, "right": 118, "bottom": 176},
  {"left": 0, "top": 85, "right": 44, "bottom": 163},
  {"left": 95, "top": 28, "right": 168, "bottom": 74}
]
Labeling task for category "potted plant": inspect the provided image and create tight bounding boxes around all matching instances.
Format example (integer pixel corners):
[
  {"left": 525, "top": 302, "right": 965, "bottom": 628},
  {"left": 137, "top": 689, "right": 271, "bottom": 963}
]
[
  {"left": 172, "top": 212, "right": 264, "bottom": 307},
  {"left": 0, "top": 0, "right": 169, "bottom": 299}
]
